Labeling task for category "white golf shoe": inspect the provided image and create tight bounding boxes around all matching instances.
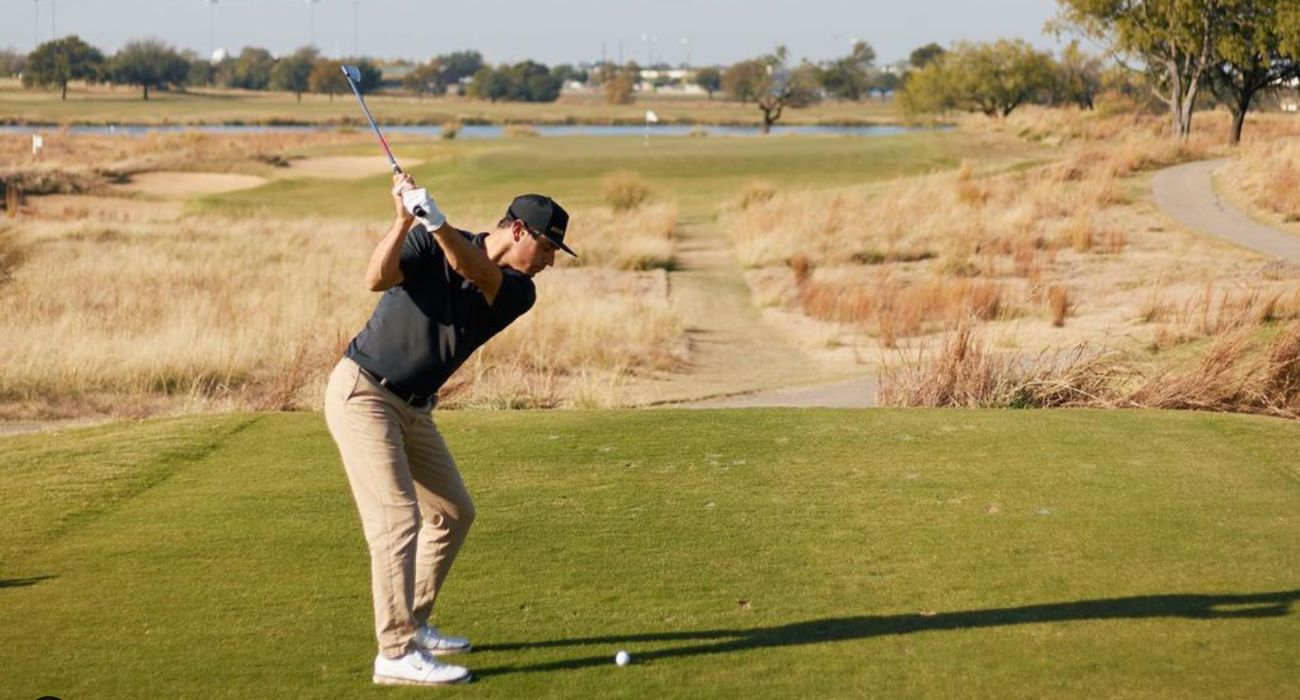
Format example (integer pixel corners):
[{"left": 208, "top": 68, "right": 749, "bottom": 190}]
[
  {"left": 413, "top": 623, "right": 473, "bottom": 655},
  {"left": 373, "top": 649, "right": 470, "bottom": 686}
]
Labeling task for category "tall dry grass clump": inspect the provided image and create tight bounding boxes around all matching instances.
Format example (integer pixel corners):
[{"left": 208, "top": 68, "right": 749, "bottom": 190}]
[
  {"left": 792, "top": 268, "right": 1007, "bottom": 347},
  {"left": 440, "top": 268, "right": 685, "bottom": 408},
  {"left": 0, "top": 225, "right": 25, "bottom": 288},
  {"left": 558, "top": 202, "right": 677, "bottom": 271},
  {"left": 880, "top": 317, "right": 1300, "bottom": 418},
  {"left": 1220, "top": 138, "right": 1300, "bottom": 222},
  {"left": 601, "top": 170, "right": 653, "bottom": 212},
  {"left": 877, "top": 320, "right": 1118, "bottom": 408}
]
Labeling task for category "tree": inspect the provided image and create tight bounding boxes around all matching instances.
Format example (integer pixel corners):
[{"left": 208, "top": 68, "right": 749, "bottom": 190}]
[
  {"left": 1055, "top": 0, "right": 1224, "bottom": 139},
  {"left": 600, "top": 62, "right": 638, "bottom": 104},
  {"left": 271, "top": 47, "right": 318, "bottom": 102},
  {"left": 722, "top": 59, "right": 766, "bottom": 103},
  {"left": 340, "top": 58, "right": 382, "bottom": 94},
  {"left": 1056, "top": 40, "right": 1105, "bottom": 109},
  {"left": 1208, "top": 0, "right": 1300, "bottom": 144},
  {"left": 467, "top": 61, "right": 563, "bottom": 102},
  {"left": 900, "top": 40, "right": 1056, "bottom": 118},
  {"left": 229, "top": 47, "right": 274, "bottom": 90},
  {"left": 821, "top": 40, "right": 877, "bottom": 101},
  {"left": 744, "top": 46, "right": 823, "bottom": 134},
  {"left": 309, "top": 59, "right": 347, "bottom": 100},
  {"left": 0, "top": 50, "right": 27, "bottom": 77},
  {"left": 24, "top": 35, "right": 104, "bottom": 100},
  {"left": 438, "top": 50, "right": 484, "bottom": 95},
  {"left": 694, "top": 66, "right": 721, "bottom": 98},
  {"left": 403, "top": 59, "right": 445, "bottom": 99},
  {"left": 185, "top": 53, "right": 214, "bottom": 87},
  {"left": 910, "top": 42, "right": 947, "bottom": 69},
  {"left": 870, "top": 70, "right": 901, "bottom": 101},
  {"left": 110, "top": 39, "right": 189, "bottom": 100},
  {"left": 551, "top": 63, "right": 587, "bottom": 85}
]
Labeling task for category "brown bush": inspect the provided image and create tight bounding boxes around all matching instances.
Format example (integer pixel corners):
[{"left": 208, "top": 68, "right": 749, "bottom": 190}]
[
  {"left": 601, "top": 170, "right": 652, "bottom": 212},
  {"left": 1049, "top": 285, "right": 1071, "bottom": 327},
  {"left": 739, "top": 181, "right": 777, "bottom": 210}
]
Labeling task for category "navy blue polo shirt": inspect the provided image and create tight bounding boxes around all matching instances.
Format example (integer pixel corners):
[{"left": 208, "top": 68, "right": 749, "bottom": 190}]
[{"left": 345, "top": 224, "right": 536, "bottom": 398}]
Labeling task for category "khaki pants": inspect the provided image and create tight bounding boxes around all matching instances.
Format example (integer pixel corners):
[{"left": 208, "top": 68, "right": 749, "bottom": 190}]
[{"left": 324, "top": 356, "right": 476, "bottom": 658}]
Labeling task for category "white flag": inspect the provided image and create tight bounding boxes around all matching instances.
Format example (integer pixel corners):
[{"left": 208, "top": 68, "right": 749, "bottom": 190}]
[{"left": 645, "top": 110, "right": 660, "bottom": 124}]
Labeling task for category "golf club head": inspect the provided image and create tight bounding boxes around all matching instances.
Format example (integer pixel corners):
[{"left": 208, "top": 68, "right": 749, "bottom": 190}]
[{"left": 341, "top": 64, "right": 362, "bottom": 83}]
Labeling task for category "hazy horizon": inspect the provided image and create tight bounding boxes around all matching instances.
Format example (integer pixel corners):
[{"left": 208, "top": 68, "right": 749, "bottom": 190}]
[{"left": 2, "top": 0, "right": 1064, "bottom": 67}]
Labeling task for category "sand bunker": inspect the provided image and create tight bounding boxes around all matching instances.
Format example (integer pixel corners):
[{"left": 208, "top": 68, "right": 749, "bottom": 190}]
[
  {"left": 284, "top": 156, "right": 423, "bottom": 179},
  {"left": 115, "top": 171, "right": 266, "bottom": 199}
]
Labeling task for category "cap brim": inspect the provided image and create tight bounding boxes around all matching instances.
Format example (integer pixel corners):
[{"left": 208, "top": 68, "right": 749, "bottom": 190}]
[{"left": 544, "top": 234, "right": 578, "bottom": 258}]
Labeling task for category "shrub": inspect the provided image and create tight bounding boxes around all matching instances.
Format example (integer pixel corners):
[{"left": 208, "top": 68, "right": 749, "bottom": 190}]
[{"left": 601, "top": 170, "right": 652, "bottom": 212}]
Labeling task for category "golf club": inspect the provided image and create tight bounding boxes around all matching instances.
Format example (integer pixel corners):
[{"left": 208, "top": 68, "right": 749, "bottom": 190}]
[{"left": 340, "top": 64, "right": 427, "bottom": 217}]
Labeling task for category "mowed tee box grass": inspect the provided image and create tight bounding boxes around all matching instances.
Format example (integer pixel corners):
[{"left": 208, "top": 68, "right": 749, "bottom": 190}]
[{"left": 1, "top": 409, "right": 1297, "bottom": 698}]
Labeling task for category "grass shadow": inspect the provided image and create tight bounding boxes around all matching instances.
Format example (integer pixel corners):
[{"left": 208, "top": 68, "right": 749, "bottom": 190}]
[
  {"left": 0, "top": 575, "right": 57, "bottom": 590},
  {"left": 474, "top": 589, "right": 1299, "bottom": 677}
]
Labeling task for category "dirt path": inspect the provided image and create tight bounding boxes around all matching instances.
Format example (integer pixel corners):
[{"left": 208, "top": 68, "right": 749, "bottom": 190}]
[
  {"left": 1152, "top": 159, "right": 1300, "bottom": 263},
  {"left": 625, "top": 215, "right": 876, "bottom": 408}
]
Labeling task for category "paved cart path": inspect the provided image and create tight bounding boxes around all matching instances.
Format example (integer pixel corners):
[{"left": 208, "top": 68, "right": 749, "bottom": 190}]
[
  {"left": 1152, "top": 159, "right": 1300, "bottom": 263},
  {"left": 625, "top": 215, "right": 878, "bottom": 408}
]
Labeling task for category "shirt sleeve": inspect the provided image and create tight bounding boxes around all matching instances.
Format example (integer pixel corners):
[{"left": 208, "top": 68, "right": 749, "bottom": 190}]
[
  {"left": 487, "top": 269, "right": 537, "bottom": 332},
  {"left": 398, "top": 224, "right": 440, "bottom": 284}
]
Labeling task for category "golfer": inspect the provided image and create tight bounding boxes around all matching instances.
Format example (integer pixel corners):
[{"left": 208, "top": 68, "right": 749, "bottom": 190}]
[{"left": 325, "top": 173, "right": 574, "bottom": 686}]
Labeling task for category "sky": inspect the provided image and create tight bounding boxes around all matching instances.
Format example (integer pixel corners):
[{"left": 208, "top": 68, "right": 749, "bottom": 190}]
[{"left": 2, "top": 0, "right": 1064, "bottom": 66}]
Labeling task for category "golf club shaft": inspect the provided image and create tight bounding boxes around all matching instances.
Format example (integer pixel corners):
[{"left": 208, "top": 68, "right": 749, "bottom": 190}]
[
  {"left": 341, "top": 66, "right": 428, "bottom": 217},
  {"left": 341, "top": 67, "right": 401, "bottom": 173}
]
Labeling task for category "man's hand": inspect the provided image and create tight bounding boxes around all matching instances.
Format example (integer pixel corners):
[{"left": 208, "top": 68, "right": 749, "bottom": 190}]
[
  {"left": 391, "top": 174, "right": 416, "bottom": 222},
  {"left": 402, "top": 188, "right": 447, "bottom": 229}
]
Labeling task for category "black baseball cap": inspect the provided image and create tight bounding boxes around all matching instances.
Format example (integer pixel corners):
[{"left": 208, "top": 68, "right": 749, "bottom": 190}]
[{"left": 507, "top": 194, "right": 577, "bottom": 257}]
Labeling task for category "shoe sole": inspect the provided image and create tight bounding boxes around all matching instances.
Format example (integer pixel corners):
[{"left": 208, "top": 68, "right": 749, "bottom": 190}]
[
  {"left": 373, "top": 673, "right": 472, "bottom": 686},
  {"left": 424, "top": 644, "right": 472, "bottom": 656}
]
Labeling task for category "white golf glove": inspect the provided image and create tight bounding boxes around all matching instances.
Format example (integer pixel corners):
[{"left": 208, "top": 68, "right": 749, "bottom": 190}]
[{"left": 401, "top": 187, "right": 446, "bottom": 229}]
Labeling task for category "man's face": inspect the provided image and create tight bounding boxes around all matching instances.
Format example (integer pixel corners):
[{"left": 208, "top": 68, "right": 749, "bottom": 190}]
[{"left": 514, "top": 221, "right": 558, "bottom": 277}]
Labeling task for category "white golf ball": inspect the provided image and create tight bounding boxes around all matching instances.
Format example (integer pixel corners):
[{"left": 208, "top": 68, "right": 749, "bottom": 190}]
[{"left": 615, "top": 650, "right": 631, "bottom": 666}]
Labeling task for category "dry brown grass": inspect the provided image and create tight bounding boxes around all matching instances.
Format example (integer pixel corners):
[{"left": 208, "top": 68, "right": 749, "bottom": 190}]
[
  {"left": 0, "top": 199, "right": 685, "bottom": 418},
  {"left": 557, "top": 203, "right": 677, "bottom": 271},
  {"left": 1220, "top": 137, "right": 1300, "bottom": 223},
  {"left": 728, "top": 108, "right": 1300, "bottom": 412},
  {"left": 879, "top": 317, "right": 1300, "bottom": 418},
  {"left": 793, "top": 269, "right": 1006, "bottom": 348},
  {"left": 877, "top": 320, "right": 1118, "bottom": 408},
  {"left": 601, "top": 170, "right": 653, "bottom": 212},
  {"left": 441, "top": 269, "right": 686, "bottom": 409}
]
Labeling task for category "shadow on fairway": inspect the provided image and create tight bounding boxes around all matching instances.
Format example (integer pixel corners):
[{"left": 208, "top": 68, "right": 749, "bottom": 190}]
[
  {"left": 473, "top": 589, "right": 1300, "bottom": 677},
  {"left": 0, "top": 575, "right": 57, "bottom": 590}
]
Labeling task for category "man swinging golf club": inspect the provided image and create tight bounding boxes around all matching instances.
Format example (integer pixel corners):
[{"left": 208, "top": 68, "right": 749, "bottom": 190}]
[{"left": 324, "top": 174, "right": 575, "bottom": 686}]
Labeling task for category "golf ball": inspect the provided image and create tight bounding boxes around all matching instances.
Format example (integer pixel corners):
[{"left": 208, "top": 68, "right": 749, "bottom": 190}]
[{"left": 615, "top": 650, "right": 631, "bottom": 666}]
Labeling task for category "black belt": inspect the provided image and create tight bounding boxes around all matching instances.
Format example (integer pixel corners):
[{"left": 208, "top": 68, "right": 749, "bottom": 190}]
[{"left": 358, "top": 367, "right": 437, "bottom": 409}]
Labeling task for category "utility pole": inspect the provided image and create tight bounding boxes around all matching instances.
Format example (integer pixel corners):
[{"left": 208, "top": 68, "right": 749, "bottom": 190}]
[
  {"left": 208, "top": 0, "right": 218, "bottom": 61},
  {"left": 306, "top": 0, "right": 320, "bottom": 48}
]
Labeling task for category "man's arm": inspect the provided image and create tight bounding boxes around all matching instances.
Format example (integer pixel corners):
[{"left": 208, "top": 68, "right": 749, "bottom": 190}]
[
  {"left": 428, "top": 222, "right": 504, "bottom": 304},
  {"left": 365, "top": 174, "right": 417, "bottom": 292}
]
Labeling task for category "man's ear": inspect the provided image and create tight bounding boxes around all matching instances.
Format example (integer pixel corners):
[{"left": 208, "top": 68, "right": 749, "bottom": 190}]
[{"left": 511, "top": 220, "right": 526, "bottom": 242}]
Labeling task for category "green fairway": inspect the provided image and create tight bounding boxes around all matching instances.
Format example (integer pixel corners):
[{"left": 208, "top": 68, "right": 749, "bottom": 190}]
[
  {"left": 2, "top": 409, "right": 1297, "bottom": 698},
  {"left": 195, "top": 130, "right": 1034, "bottom": 220}
]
